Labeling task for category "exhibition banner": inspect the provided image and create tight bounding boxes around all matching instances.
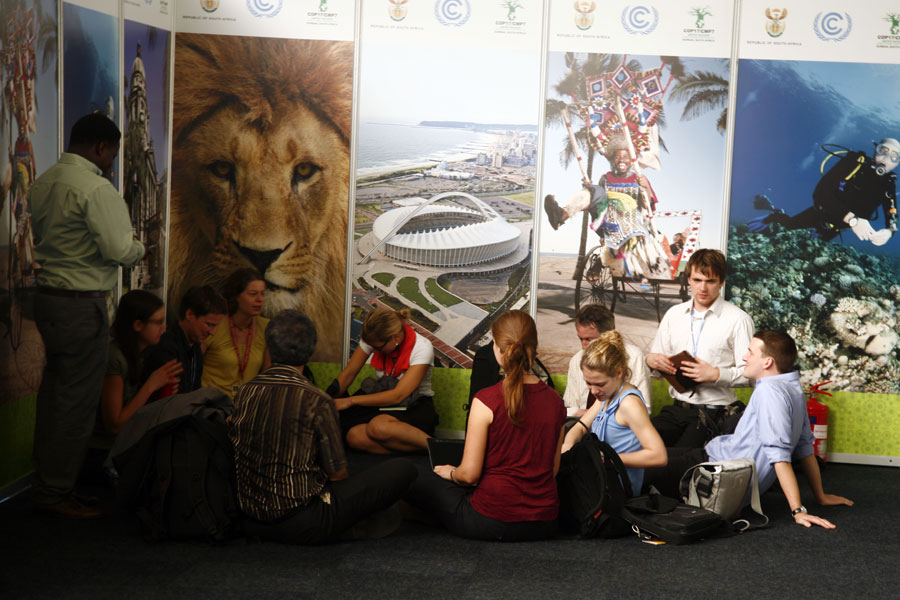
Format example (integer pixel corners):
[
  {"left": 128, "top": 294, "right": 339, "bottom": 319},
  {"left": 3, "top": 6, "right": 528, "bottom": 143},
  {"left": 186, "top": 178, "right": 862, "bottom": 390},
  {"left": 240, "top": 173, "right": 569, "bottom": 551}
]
[
  {"left": 730, "top": 0, "right": 900, "bottom": 396},
  {"left": 536, "top": 0, "right": 734, "bottom": 373},
  {"left": 168, "top": 2, "right": 355, "bottom": 363},
  {"left": 62, "top": 0, "right": 119, "bottom": 157},
  {"left": 175, "top": 0, "right": 354, "bottom": 41},
  {"left": 122, "top": 3, "right": 174, "bottom": 297},
  {"left": 0, "top": 0, "right": 58, "bottom": 405},
  {"left": 351, "top": 0, "right": 543, "bottom": 373}
]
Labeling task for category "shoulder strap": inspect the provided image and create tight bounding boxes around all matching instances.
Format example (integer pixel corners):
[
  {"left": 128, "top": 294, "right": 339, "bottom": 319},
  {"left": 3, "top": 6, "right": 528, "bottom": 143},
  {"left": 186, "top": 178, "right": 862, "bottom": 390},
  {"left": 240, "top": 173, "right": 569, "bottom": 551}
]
[
  {"left": 593, "top": 437, "right": 633, "bottom": 498},
  {"left": 732, "top": 460, "right": 769, "bottom": 532}
]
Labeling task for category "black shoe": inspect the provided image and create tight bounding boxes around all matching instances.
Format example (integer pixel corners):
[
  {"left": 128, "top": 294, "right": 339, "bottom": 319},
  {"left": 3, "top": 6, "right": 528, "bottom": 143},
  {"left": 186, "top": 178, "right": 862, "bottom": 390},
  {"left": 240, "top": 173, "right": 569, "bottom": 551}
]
[{"left": 544, "top": 194, "right": 565, "bottom": 230}]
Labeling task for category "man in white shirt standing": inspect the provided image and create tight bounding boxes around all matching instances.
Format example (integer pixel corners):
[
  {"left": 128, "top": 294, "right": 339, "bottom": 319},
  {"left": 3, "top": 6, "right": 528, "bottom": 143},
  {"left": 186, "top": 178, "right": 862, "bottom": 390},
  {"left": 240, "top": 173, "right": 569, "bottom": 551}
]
[
  {"left": 645, "top": 249, "right": 754, "bottom": 448},
  {"left": 564, "top": 304, "right": 651, "bottom": 417}
]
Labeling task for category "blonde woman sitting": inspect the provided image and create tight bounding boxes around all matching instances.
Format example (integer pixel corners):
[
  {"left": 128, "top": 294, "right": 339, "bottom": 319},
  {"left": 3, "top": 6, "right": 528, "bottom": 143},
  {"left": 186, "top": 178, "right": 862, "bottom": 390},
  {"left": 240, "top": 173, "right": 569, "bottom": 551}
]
[{"left": 562, "top": 331, "right": 666, "bottom": 495}]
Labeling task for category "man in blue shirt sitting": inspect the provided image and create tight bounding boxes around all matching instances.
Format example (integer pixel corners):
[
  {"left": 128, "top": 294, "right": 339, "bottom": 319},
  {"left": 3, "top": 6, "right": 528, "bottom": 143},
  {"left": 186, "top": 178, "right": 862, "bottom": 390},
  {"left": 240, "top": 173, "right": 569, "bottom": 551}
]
[{"left": 645, "top": 330, "right": 853, "bottom": 528}]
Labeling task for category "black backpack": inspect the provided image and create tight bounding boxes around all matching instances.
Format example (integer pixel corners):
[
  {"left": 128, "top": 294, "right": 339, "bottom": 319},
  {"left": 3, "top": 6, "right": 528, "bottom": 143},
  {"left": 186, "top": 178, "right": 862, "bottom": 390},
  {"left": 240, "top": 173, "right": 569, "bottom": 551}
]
[
  {"left": 114, "top": 413, "right": 242, "bottom": 543},
  {"left": 556, "top": 433, "right": 633, "bottom": 538}
]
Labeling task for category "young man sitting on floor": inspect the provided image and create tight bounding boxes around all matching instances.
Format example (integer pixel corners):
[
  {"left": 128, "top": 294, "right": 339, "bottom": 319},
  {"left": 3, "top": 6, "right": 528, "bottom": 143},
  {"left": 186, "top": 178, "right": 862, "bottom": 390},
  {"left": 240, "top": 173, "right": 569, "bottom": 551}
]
[{"left": 645, "top": 330, "right": 853, "bottom": 528}]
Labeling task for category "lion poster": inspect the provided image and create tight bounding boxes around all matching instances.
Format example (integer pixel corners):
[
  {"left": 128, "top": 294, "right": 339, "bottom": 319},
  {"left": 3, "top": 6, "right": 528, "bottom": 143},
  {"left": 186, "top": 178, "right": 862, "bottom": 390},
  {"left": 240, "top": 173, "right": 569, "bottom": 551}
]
[{"left": 168, "top": 34, "right": 352, "bottom": 363}]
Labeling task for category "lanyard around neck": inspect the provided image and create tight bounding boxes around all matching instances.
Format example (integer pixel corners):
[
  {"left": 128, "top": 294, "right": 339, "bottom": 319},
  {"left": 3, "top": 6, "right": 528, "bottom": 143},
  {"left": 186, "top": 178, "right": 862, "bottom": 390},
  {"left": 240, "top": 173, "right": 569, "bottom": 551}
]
[{"left": 690, "top": 307, "right": 707, "bottom": 357}]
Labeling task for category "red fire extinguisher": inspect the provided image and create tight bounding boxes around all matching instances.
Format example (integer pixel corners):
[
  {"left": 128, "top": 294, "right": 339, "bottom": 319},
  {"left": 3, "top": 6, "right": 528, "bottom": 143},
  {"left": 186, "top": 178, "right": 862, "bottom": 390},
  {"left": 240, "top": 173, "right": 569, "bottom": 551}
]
[{"left": 807, "top": 381, "right": 832, "bottom": 463}]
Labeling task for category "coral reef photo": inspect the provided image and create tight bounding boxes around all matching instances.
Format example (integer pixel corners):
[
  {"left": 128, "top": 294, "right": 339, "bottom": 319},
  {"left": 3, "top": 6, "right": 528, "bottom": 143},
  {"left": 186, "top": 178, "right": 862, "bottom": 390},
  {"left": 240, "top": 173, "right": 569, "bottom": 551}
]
[{"left": 727, "top": 225, "right": 900, "bottom": 394}]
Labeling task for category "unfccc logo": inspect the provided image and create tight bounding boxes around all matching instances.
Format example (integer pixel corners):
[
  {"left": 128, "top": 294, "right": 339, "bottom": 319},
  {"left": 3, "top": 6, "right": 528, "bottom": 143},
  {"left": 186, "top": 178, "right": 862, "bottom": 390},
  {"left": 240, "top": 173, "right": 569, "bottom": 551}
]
[
  {"left": 813, "top": 11, "right": 852, "bottom": 42},
  {"left": 435, "top": 0, "right": 471, "bottom": 27},
  {"left": 622, "top": 5, "right": 659, "bottom": 35},
  {"left": 246, "top": 0, "right": 283, "bottom": 18}
]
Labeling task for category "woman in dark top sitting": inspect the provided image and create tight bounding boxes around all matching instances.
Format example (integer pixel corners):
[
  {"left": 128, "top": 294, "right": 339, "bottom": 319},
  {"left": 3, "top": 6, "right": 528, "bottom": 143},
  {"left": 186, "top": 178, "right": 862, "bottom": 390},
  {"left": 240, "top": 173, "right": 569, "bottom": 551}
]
[
  {"left": 405, "top": 310, "right": 567, "bottom": 541},
  {"left": 100, "top": 290, "right": 183, "bottom": 435}
]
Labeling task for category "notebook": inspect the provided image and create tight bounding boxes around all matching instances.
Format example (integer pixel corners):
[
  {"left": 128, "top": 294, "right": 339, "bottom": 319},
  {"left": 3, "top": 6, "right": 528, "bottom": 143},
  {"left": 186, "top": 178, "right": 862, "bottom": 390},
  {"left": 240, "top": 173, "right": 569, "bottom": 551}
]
[{"left": 426, "top": 438, "right": 465, "bottom": 469}]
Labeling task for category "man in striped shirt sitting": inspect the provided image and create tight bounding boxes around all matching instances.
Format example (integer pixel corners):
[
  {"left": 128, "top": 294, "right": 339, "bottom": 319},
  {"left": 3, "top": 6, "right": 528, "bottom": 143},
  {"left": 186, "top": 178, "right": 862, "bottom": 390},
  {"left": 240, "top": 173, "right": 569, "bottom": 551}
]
[{"left": 229, "top": 309, "right": 416, "bottom": 543}]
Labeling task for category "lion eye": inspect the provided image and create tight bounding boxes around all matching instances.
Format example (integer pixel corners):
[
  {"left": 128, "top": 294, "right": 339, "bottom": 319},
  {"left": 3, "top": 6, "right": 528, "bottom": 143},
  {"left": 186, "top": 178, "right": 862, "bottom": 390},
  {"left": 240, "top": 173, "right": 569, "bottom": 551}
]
[
  {"left": 207, "top": 160, "right": 235, "bottom": 184},
  {"left": 292, "top": 162, "right": 321, "bottom": 187}
]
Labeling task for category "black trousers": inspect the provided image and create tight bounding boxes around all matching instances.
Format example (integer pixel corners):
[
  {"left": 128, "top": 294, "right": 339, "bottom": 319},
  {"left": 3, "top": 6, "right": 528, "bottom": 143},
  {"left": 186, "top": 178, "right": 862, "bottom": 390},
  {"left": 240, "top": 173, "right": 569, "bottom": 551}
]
[
  {"left": 651, "top": 402, "right": 724, "bottom": 449},
  {"left": 242, "top": 459, "right": 416, "bottom": 545},
  {"left": 643, "top": 447, "right": 709, "bottom": 498},
  {"left": 32, "top": 292, "right": 109, "bottom": 504},
  {"left": 405, "top": 463, "right": 557, "bottom": 542}
]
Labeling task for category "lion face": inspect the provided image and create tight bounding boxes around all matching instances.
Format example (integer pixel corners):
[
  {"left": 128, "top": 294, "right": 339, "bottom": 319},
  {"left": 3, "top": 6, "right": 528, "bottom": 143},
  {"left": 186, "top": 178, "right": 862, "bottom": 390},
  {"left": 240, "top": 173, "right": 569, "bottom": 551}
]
[
  {"left": 169, "top": 35, "right": 352, "bottom": 363},
  {"left": 185, "top": 101, "right": 347, "bottom": 293}
]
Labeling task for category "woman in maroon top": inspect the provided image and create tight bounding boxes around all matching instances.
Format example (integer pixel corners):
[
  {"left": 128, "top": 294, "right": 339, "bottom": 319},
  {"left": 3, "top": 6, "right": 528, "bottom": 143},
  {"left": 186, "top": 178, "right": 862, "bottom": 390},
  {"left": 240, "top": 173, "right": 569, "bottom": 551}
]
[{"left": 405, "top": 310, "right": 567, "bottom": 541}]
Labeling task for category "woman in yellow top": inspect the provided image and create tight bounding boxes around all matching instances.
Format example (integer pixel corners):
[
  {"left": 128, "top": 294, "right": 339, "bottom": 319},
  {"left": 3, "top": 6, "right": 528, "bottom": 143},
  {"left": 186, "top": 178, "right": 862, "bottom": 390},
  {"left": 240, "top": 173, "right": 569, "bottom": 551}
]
[{"left": 201, "top": 268, "right": 271, "bottom": 397}]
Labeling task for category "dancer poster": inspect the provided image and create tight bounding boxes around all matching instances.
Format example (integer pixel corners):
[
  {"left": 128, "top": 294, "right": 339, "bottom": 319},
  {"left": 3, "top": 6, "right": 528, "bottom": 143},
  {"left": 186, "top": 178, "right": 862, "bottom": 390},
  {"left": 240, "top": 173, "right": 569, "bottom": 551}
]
[
  {"left": 1, "top": 0, "right": 58, "bottom": 407},
  {"left": 536, "top": 0, "right": 734, "bottom": 373}
]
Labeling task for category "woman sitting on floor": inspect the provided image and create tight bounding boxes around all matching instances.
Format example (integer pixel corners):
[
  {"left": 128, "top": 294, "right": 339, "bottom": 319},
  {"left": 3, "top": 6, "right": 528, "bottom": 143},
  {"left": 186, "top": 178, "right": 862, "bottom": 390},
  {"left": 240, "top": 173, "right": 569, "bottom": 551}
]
[
  {"left": 561, "top": 331, "right": 666, "bottom": 495},
  {"left": 331, "top": 307, "right": 438, "bottom": 453},
  {"left": 202, "top": 268, "right": 271, "bottom": 398},
  {"left": 405, "top": 310, "right": 567, "bottom": 542},
  {"left": 100, "top": 290, "right": 183, "bottom": 435}
]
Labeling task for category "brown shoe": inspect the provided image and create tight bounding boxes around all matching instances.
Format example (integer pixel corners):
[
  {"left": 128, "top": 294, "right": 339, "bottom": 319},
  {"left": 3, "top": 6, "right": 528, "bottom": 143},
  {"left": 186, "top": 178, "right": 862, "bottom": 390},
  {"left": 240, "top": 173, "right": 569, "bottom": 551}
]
[{"left": 34, "top": 496, "right": 103, "bottom": 519}]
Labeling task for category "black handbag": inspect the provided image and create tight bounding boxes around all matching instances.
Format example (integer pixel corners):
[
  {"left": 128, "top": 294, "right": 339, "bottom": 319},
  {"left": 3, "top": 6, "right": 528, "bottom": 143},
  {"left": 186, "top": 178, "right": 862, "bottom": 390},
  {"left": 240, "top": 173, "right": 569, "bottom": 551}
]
[{"left": 623, "top": 487, "right": 725, "bottom": 545}]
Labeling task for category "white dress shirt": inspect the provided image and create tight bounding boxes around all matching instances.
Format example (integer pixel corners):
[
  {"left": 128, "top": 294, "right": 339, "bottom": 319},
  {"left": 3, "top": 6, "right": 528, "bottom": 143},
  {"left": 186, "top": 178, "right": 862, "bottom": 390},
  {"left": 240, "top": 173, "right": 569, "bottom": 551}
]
[
  {"left": 564, "top": 340, "right": 651, "bottom": 415},
  {"left": 649, "top": 294, "right": 754, "bottom": 407}
]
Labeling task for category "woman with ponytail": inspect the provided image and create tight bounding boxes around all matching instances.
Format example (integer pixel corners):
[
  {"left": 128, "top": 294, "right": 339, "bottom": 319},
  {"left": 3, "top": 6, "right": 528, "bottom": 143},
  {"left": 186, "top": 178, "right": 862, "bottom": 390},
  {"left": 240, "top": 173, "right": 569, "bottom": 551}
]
[
  {"left": 562, "top": 331, "right": 666, "bottom": 495},
  {"left": 405, "top": 310, "right": 566, "bottom": 541},
  {"left": 331, "top": 307, "right": 438, "bottom": 453}
]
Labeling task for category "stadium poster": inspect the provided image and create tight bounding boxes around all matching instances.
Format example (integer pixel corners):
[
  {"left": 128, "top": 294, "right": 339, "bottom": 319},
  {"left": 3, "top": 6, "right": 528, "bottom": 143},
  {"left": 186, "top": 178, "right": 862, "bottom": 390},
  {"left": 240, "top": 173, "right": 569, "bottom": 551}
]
[
  {"left": 1, "top": 0, "right": 58, "bottom": 407},
  {"left": 122, "top": 1, "right": 174, "bottom": 298},
  {"left": 62, "top": 0, "right": 119, "bottom": 183},
  {"left": 536, "top": 0, "right": 734, "bottom": 374},
  {"left": 351, "top": 1, "right": 543, "bottom": 369},
  {"left": 168, "top": 1, "right": 355, "bottom": 362},
  {"left": 729, "top": 0, "right": 900, "bottom": 399}
]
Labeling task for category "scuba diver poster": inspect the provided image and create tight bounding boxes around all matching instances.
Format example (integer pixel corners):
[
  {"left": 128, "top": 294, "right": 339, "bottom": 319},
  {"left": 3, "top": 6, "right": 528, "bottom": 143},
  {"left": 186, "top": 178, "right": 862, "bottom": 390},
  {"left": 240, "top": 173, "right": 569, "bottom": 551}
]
[
  {"left": 535, "top": 0, "right": 734, "bottom": 374},
  {"left": 729, "top": 58, "right": 900, "bottom": 395},
  {"left": 729, "top": 0, "right": 900, "bottom": 396}
]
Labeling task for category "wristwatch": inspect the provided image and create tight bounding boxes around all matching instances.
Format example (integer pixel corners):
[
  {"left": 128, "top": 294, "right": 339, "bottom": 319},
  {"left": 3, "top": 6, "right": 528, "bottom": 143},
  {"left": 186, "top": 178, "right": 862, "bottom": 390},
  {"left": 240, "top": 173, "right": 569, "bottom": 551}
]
[{"left": 791, "top": 506, "right": 808, "bottom": 516}]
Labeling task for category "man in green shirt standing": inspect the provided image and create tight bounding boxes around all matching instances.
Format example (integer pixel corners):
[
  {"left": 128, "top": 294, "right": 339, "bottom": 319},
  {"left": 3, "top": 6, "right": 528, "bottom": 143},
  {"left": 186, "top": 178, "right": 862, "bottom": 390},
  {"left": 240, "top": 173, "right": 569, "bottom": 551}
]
[{"left": 29, "top": 113, "right": 144, "bottom": 518}]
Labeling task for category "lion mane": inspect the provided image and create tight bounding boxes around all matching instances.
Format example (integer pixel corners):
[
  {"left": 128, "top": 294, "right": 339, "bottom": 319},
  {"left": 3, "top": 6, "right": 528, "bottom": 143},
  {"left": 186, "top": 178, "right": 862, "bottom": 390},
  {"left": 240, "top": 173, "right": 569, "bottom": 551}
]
[{"left": 169, "top": 34, "right": 352, "bottom": 362}]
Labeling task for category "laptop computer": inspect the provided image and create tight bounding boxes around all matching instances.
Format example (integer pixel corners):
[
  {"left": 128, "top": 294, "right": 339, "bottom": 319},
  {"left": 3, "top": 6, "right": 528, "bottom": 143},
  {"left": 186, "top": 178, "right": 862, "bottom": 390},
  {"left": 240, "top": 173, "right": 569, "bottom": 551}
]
[{"left": 426, "top": 438, "right": 465, "bottom": 469}]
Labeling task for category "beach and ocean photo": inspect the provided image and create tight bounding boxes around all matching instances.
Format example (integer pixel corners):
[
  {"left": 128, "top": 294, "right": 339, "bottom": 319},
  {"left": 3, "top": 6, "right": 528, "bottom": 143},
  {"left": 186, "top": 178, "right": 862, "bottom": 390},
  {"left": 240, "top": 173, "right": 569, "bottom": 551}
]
[{"left": 352, "top": 38, "right": 541, "bottom": 370}]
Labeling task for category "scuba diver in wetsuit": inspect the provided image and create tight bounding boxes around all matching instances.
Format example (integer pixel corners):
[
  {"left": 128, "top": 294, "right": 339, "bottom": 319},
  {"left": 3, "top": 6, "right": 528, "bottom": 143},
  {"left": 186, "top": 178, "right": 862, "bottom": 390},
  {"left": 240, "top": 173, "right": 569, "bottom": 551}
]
[{"left": 749, "top": 138, "right": 900, "bottom": 246}]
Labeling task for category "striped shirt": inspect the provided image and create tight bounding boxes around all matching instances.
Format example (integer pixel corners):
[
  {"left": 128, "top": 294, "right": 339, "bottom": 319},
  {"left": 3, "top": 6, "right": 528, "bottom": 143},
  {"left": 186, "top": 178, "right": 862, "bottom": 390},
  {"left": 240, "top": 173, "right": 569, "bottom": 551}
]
[{"left": 229, "top": 364, "right": 347, "bottom": 522}]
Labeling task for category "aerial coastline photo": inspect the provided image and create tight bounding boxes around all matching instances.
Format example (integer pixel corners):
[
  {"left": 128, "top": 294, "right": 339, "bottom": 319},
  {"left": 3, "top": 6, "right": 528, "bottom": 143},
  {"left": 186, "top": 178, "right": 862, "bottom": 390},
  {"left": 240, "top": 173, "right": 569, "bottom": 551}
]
[{"left": 353, "top": 43, "right": 542, "bottom": 369}]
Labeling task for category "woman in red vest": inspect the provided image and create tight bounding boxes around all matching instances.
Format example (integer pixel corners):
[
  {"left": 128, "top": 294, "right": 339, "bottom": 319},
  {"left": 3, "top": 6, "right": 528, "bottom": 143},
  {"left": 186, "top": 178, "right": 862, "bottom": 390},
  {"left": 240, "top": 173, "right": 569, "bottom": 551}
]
[{"left": 405, "top": 310, "right": 567, "bottom": 541}]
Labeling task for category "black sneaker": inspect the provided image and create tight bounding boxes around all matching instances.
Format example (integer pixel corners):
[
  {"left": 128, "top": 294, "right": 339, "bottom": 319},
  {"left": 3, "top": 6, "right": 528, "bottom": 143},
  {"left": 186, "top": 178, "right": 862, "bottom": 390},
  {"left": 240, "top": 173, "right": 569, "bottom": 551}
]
[{"left": 544, "top": 194, "right": 565, "bottom": 230}]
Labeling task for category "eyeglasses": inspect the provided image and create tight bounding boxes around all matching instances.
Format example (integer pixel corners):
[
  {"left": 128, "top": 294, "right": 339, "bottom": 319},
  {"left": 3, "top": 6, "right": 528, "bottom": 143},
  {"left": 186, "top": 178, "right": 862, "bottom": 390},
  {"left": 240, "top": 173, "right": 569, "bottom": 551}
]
[{"left": 876, "top": 145, "right": 899, "bottom": 162}]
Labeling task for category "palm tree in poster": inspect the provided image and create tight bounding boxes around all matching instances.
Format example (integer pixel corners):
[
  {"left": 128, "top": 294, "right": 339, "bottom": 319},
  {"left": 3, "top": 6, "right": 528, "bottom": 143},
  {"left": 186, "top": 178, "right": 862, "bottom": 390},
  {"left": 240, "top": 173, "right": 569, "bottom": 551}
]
[
  {"left": 668, "top": 60, "right": 729, "bottom": 133},
  {"left": 545, "top": 52, "right": 627, "bottom": 272}
]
